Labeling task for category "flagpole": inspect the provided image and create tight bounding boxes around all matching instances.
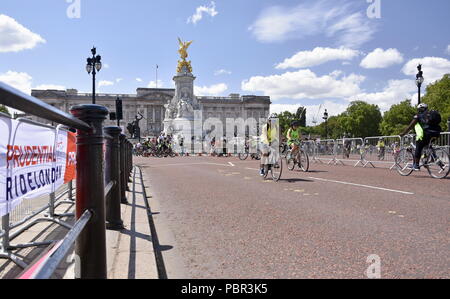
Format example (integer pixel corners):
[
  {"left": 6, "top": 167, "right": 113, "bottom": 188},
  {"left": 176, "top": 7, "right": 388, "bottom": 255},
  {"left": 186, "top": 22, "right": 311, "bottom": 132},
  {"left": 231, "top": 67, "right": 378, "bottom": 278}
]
[{"left": 156, "top": 64, "right": 158, "bottom": 89}]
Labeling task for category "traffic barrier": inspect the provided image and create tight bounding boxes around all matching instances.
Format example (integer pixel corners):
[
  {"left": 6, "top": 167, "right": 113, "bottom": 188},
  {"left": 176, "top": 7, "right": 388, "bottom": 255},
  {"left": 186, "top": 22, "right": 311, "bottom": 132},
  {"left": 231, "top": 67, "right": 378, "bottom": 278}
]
[
  {"left": 314, "top": 139, "right": 337, "bottom": 164},
  {"left": 1, "top": 82, "right": 133, "bottom": 279},
  {"left": 0, "top": 116, "right": 76, "bottom": 269},
  {"left": 335, "top": 138, "right": 364, "bottom": 166},
  {"left": 363, "top": 136, "right": 402, "bottom": 169}
]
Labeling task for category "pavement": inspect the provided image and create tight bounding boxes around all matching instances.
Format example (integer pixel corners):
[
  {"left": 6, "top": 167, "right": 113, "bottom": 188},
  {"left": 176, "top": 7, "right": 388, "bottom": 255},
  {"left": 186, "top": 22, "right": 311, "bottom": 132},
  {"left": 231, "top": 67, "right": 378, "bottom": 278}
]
[
  {"left": 134, "top": 155, "right": 449, "bottom": 279},
  {"left": 0, "top": 167, "right": 159, "bottom": 279}
]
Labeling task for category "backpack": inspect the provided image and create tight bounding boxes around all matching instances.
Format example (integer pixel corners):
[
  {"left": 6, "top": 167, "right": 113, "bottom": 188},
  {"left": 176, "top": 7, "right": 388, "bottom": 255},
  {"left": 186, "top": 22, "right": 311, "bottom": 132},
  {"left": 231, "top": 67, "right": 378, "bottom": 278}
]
[
  {"left": 423, "top": 110, "right": 442, "bottom": 133},
  {"left": 424, "top": 110, "right": 441, "bottom": 126}
]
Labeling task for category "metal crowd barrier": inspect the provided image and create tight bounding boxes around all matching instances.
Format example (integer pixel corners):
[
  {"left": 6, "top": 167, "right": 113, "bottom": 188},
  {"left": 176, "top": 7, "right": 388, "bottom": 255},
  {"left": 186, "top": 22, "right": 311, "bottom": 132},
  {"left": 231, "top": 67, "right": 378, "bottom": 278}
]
[
  {"left": 314, "top": 139, "right": 337, "bottom": 164},
  {"left": 335, "top": 138, "right": 364, "bottom": 166},
  {"left": 361, "top": 136, "right": 402, "bottom": 169},
  {"left": 1, "top": 82, "right": 134, "bottom": 279}
]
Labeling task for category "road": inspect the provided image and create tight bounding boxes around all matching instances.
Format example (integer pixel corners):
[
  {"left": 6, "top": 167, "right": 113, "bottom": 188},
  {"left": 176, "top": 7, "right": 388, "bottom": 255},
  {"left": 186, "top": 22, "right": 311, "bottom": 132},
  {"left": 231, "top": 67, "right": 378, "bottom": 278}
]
[{"left": 135, "top": 155, "right": 449, "bottom": 279}]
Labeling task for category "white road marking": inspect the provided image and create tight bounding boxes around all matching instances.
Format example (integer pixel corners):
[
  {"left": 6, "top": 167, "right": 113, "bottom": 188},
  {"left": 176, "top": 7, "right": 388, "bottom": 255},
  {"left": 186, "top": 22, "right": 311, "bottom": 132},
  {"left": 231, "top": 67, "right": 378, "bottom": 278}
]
[
  {"left": 228, "top": 162, "right": 235, "bottom": 167},
  {"left": 309, "top": 177, "right": 414, "bottom": 195},
  {"left": 149, "top": 162, "right": 231, "bottom": 167}
]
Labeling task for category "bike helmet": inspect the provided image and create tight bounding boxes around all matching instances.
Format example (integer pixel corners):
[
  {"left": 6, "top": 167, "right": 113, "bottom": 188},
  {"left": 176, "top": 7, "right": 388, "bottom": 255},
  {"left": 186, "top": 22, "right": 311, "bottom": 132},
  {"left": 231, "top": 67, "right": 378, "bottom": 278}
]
[{"left": 417, "top": 103, "right": 428, "bottom": 112}]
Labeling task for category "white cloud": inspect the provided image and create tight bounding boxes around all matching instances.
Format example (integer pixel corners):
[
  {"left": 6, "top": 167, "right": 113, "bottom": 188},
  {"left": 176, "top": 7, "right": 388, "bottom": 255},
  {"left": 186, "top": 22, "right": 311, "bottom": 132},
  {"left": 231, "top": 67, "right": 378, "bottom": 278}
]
[
  {"left": 104, "top": 63, "right": 110, "bottom": 69},
  {"left": 350, "top": 79, "right": 417, "bottom": 111},
  {"left": 0, "top": 14, "right": 46, "bottom": 53},
  {"left": 136, "top": 78, "right": 143, "bottom": 82},
  {"left": 402, "top": 57, "right": 450, "bottom": 84},
  {"left": 242, "top": 69, "right": 364, "bottom": 100},
  {"left": 187, "top": 1, "right": 218, "bottom": 25},
  {"left": 98, "top": 80, "right": 114, "bottom": 87},
  {"left": 360, "top": 48, "right": 404, "bottom": 69},
  {"left": 34, "top": 84, "right": 66, "bottom": 90},
  {"left": 326, "top": 12, "right": 376, "bottom": 49},
  {"left": 194, "top": 83, "right": 228, "bottom": 96},
  {"left": 276, "top": 47, "right": 359, "bottom": 69},
  {"left": 445, "top": 45, "right": 450, "bottom": 55},
  {"left": 147, "top": 80, "right": 164, "bottom": 88},
  {"left": 214, "top": 69, "right": 232, "bottom": 76},
  {"left": 248, "top": 1, "right": 376, "bottom": 48},
  {"left": 0, "top": 70, "right": 33, "bottom": 94},
  {"left": 116, "top": 78, "right": 123, "bottom": 83}
]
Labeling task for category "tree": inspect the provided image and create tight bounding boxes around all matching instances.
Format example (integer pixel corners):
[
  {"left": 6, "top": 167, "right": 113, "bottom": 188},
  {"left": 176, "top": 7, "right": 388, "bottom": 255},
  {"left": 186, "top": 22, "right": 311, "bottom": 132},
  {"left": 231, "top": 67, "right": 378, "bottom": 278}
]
[
  {"left": 275, "top": 107, "right": 307, "bottom": 136},
  {"left": 295, "top": 107, "right": 306, "bottom": 127},
  {"left": 340, "top": 101, "right": 382, "bottom": 138},
  {"left": 380, "top": 100, "right": 416, "bottom": 136},
  {"left": 0, "top": 105, "right": 10, "bottom": 116},
  {"left": 421, "top": 74, "right": 450, "bottom": 131}
]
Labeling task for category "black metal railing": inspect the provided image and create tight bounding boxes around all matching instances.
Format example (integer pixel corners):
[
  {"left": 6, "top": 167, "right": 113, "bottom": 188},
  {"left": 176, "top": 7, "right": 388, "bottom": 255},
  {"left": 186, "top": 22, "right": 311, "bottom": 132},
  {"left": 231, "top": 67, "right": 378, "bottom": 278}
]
[{"left": 0, "top": 82, "right": 133, "bottom": 279}]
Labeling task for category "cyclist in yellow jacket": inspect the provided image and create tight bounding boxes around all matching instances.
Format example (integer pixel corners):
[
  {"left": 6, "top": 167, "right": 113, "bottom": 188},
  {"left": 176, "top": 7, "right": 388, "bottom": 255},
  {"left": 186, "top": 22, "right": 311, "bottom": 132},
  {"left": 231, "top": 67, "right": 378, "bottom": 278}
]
[
  {"left": 286, "top": 121, "right": 302, "bottom": 160},
  {"left": 259, "top": 114, "right": 278, "bottom": 176}
]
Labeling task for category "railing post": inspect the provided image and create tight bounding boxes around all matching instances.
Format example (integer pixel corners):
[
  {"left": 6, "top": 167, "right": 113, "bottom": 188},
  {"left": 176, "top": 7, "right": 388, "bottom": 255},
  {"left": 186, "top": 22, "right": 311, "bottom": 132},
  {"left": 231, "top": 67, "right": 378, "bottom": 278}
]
[
  {"left": 68, "top": 180, "right": 73, "bottom": 201},
  {"left": 70, "top": 104, "right": 108, "bottom": 279},
  {"left": 119, "top": 134, "right": 129, "bottom": 203},
  {"left": 1, "top": 215, "right": 10, "bottom": 250},
  {"left": 128, "top": 141, "right": 133, "bottom": 178},
  {"left": 104, "top": 127, "right": 124, "bottom": 230}
]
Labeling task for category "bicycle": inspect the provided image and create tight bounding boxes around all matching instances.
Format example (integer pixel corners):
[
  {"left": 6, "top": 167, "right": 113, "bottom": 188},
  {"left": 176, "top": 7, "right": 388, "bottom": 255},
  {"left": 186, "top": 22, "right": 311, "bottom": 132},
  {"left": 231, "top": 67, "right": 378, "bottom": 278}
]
[
  {"left": 261, "top": 146, "right": 283, "bottom": 182},
  {"left": 395, "top": 135, "right": 450, "bottom": 179},
  {"left": 286, "top": 140, "right": 309, "bottom": 172}
]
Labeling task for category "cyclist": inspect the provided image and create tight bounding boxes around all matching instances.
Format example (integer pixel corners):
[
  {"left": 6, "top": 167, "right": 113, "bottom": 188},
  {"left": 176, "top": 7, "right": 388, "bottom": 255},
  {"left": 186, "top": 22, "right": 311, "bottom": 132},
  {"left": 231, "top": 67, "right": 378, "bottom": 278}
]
[
  {"left": 286, "top": 121, "right": 302, "bottom": 163},
  {"left": 377, "top": 138, "right": 386, "bottom": 160},
  {"left": 400, "top": 103, "right": 442, "bottom": 170},
  {"left": 259, "top": 114, "right": 279, "bottom": 176}
]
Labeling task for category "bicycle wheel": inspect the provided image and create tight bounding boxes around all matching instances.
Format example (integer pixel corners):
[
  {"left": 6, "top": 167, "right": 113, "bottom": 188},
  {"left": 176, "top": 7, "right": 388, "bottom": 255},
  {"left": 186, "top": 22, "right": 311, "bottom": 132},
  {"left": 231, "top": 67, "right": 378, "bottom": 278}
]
[
  {"left": 239, "top": 152, "right": 249, "bottom": 160},
  {"left": 395, "top": 148, "right": 414, "bottom": 176},
  {"left": 426, "top": 148, "right": 450, "bottom": 179},
  {"left": 270, "top": 153, "right": 283, "bottom": 182},
  {"left": 298, "top": 150, "right": 310, "bottom": 172},
  {"left": 286, "top": 152, "right": 295, "bottom": 171}
]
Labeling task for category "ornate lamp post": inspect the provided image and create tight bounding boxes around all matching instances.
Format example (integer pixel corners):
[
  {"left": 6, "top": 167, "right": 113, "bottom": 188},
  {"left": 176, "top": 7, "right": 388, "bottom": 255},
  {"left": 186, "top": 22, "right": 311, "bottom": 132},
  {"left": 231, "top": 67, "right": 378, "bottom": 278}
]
[
  {"left": 323, "top": 109, "right": 329, "bottom": 139},
  {"left": 416, "top": 64, "right": 424, "bottom": 105},
  {"left": 86, "top": 47, "right": 102, "bottom": 104}
]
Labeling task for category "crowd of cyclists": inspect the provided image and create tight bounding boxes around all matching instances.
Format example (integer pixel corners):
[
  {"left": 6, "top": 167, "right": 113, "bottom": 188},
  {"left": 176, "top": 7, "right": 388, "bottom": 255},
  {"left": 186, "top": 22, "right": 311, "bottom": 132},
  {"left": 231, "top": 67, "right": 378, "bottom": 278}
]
[
  {"left": 133, "top": 132, "right": 177, "bottom": 158},
  {"left": 132, "top": 103, "right": 449, "bottom": 179}
]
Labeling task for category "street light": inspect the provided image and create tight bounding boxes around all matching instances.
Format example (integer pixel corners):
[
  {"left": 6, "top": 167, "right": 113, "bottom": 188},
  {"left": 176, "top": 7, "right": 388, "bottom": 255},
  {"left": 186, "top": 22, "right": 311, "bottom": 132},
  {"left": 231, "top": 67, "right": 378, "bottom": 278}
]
[
  {"left": 86, "top": 47, "right": 102, "bottom": 104},
  {"left": 416, "top": 64, "right": 424, "bottom": 105},
  {"left": 323, "top": 109, "right": 329, "bottom": 139}
]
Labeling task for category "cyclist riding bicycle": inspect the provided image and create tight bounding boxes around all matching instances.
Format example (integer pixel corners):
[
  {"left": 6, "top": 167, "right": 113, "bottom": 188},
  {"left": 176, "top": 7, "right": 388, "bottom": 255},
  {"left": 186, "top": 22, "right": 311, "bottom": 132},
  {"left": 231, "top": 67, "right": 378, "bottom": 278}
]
[
  {"left": 259, "top": 114, "right": 278, "bottom": 176},
  {"left": 286, "top": 121, "right": 302, "bottom": 160},
  {"left": 377, "top": 138, "right": 386, "bottom": 160},
  {"left": 400, "top": 103, "right": 442, "bottom": 171}
]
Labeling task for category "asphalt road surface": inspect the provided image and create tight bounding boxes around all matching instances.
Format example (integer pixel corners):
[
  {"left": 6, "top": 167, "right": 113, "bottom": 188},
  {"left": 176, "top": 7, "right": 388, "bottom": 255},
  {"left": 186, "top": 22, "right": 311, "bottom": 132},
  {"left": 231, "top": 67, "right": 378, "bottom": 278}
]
[{"left": 135, "top": 155, "right": 449, "bottom": 279}]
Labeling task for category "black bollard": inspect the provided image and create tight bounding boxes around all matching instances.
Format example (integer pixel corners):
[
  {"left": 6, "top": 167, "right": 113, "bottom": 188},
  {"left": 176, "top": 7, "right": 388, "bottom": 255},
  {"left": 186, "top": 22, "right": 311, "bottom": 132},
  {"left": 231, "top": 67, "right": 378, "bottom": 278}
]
[
  {"left": 104, "top": 127, "right": 124, "bottom": 230},
  {"left": 70, "top": 104, "right": 108, "bottom": 279},
  {"left": 119, "top": 134, "right": 129, "bottom": 203}
]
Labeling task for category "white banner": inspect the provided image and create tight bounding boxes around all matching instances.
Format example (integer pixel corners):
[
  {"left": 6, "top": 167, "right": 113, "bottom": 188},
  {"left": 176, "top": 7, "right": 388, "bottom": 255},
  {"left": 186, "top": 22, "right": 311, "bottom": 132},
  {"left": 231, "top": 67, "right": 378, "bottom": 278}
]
[{"left": 0, "top": 116, "right": 76, "bottom": 217}]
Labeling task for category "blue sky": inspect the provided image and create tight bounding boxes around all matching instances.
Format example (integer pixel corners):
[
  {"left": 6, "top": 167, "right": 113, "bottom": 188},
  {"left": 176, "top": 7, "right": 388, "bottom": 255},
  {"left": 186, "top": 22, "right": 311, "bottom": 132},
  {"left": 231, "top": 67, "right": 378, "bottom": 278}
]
[{"left": 1, "top": 0, "right": 450, "bottom": 124}]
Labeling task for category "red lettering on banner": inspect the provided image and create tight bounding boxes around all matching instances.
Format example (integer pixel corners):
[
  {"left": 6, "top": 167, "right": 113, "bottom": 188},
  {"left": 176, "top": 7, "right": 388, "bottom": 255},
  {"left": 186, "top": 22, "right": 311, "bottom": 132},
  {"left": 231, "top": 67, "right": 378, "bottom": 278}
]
[
  {"left": 64, "top": 132, "right": 77, "bottom": 183},
  {"left": 6, "top": 145, "right": 60, "bottom": 169}
]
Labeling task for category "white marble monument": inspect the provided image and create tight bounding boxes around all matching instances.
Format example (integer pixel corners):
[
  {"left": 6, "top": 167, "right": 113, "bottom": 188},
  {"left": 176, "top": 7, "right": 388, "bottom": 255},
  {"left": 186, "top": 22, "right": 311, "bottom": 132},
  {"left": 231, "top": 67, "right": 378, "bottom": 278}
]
[{"left": 163, "top": 38, "right": 200, "bottom": 141}]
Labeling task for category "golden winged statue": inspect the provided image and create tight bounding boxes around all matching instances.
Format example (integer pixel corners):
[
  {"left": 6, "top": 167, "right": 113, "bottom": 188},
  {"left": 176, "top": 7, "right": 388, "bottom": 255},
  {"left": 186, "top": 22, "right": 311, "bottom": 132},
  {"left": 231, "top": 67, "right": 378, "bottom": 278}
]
[{"left": 177, "top": 37, "right": 193, "bottom": 73}]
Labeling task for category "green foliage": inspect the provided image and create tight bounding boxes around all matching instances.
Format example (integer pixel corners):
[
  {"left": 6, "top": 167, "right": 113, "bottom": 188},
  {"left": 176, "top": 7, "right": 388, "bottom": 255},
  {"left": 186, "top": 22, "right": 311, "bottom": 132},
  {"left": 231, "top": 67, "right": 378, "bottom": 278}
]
[
  {"left": 0, "top": 105, "right": 10, "bottom": 116},
  {"left": 274, "top": 107, "right": 306, "bottom": 135},
  {"left": 380, "top": 100, "right": 416, "bottom": 136},
  {"left": 421, "top": 74, "right": 450, "bottom": 131},
  {"left": 338, "top": 101, "right": 382, "bottom": 138}
]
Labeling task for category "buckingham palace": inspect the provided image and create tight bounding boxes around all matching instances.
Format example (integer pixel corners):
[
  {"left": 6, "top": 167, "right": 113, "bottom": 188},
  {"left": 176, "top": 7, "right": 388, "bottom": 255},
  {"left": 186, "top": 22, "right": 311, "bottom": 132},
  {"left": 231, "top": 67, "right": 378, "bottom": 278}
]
[{"left": 30, "top": 88, "right": 271, "bottom": 138}]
